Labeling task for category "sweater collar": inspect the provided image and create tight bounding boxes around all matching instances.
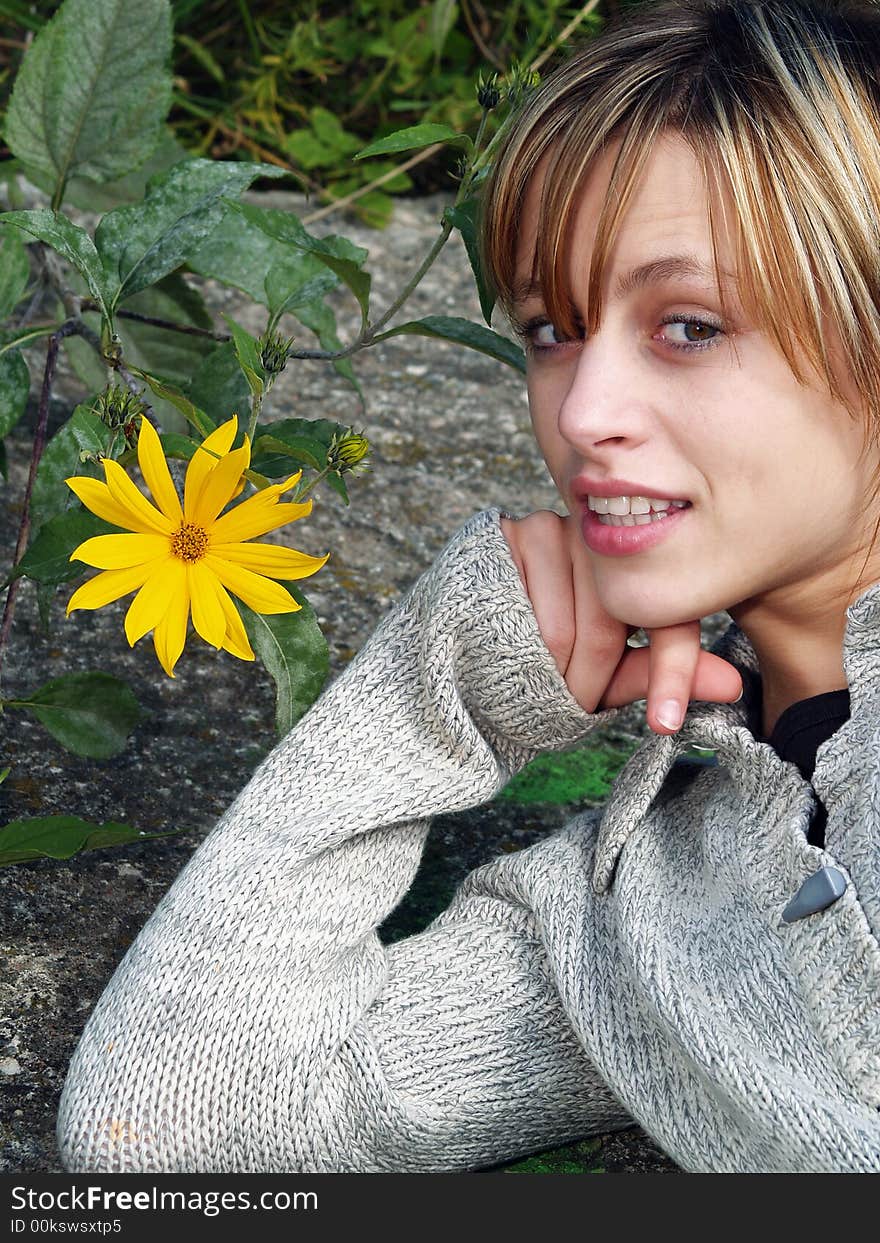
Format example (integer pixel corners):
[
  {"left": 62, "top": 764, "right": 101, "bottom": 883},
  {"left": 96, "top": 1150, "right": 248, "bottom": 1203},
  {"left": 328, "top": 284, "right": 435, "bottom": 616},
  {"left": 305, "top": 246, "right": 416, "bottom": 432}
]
[{"left": 591, "top": 578, "right": 880, "bottom": 894}]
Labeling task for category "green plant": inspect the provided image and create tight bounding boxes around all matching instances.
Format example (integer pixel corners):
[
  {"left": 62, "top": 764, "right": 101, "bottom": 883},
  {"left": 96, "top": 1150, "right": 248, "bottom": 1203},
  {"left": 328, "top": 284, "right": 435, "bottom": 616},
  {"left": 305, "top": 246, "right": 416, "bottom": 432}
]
[
  {"left": 0, "top": 1, "right": 610, "bottom": 225},
  {"left": 0, "top": 0, "right": 538, "bottom": 866}
]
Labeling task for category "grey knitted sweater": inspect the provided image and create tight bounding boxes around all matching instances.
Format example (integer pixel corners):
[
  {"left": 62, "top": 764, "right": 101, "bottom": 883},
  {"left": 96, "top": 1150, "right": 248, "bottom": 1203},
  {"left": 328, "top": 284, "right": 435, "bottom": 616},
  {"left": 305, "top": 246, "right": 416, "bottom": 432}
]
[{"left": 56, "top": 507, "right": 880, "bottom": 1173}]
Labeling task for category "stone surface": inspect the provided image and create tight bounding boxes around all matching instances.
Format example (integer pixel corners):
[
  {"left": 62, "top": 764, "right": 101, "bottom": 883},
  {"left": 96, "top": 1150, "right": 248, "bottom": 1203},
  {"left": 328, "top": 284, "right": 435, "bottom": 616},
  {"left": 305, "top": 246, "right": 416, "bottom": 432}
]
[{"left": 0, "top": 185, "right": 718, "bottom": 1175}]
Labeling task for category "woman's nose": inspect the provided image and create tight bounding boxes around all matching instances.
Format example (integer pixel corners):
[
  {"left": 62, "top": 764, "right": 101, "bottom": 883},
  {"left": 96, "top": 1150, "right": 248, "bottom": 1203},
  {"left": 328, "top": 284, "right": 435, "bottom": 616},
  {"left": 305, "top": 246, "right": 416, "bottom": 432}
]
[{"left": 557, "top": 337, "right": 647, "bottom": 447}]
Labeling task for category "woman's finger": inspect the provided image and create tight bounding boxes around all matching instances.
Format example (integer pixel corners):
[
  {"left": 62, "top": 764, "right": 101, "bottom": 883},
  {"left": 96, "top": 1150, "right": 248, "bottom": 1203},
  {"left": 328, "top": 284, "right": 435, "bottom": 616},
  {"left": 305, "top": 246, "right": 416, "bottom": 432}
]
[
  {"left": 645, "top": 620, "right": 703, "bottom": 733},
  {"left": 562, "top": 515, "right": 629, "bottom": 711}
]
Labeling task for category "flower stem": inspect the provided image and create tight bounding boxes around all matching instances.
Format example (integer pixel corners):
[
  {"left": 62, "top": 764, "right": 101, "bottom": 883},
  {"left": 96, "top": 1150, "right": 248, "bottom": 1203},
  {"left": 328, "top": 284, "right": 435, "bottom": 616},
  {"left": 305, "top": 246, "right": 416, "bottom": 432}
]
[
  {"left": 247, "top": 391, "right": 263, "bottom": 445},
  {"left": 290, "top": 466, "right": 332, "bottom": 505}
]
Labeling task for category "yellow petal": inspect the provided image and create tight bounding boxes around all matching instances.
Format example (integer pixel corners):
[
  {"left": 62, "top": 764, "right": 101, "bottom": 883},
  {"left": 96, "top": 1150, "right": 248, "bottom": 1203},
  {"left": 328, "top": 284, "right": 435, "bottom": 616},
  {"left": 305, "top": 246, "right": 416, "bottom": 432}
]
[
  {"left": 103, "top": 458, "right": 175, "bottom": 535},
  {"left": 192, "top": 439, "right": 251, "bottom": 528},
  {"left": 137, "top": 417, "right": 183, "bottom": 524},
  {"left": 66, "top": 476, "right": 155, "bottom": 534},
  {"left": 66, "top": 562, "right": 160, "bottom": 614},
  {"left": 210, "top": 496, "right": 313, "bottom": 545},
  {"left": 70, "top": 533, "right": 169, "bottom": 569},
  {"left": 210, "top": 540, "right": 330, "bottom": 580},
  {"left": 124, "top": 557, "right": 187, "bottom": 647},
  {"left": 216, "top": 585, "right": 255, "bottom": 661},
  {"left": 153, "top": 586, "right": 190, "bottom": 678},
  {"left": 183, "top": 416, "right": 239, "bottom": 520},
  {"left": 204, "top": 553, "right": 302, "bottom": 614},
  {"left": 263, "top": 469, "right": 303, "bottom": 496},
  {"left": 187, "top": 560, "right": 228, "bottom": 649}
]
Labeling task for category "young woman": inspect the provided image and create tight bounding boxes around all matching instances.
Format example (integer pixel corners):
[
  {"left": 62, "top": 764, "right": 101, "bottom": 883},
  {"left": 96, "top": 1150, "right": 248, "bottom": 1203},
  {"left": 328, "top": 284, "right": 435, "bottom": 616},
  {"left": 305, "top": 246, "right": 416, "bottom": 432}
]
[{"left": 57, "top": 0, "right": 880, "bottom": 1173}]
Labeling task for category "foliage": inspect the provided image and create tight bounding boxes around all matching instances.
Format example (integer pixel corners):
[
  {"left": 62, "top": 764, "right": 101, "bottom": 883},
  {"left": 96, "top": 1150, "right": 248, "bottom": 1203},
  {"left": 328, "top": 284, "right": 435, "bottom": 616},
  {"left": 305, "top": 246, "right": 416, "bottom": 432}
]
[
  {"left": 0, "top": 0, "right": 616, "bottom": 225},
  {"left": 0, "top": 0, "right": 537, "bottom": 866}
]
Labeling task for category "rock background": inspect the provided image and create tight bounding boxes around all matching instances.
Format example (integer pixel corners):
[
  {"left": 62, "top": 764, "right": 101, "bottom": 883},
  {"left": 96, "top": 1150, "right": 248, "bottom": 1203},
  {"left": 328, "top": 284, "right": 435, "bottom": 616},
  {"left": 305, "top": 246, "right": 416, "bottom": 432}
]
[{"left": 0, "top": 186, "right": 710, "bottom": 1174}]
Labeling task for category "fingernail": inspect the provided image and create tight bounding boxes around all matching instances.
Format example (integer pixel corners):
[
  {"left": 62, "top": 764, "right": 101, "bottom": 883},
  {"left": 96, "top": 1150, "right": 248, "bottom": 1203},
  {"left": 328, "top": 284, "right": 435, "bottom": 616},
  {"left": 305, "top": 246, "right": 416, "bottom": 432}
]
[
  {"left": 656, "top": 700, "right": 683, "bottom": 730},
  {"left": 733, "top": 687, "right": 744, "bottom": 703}
]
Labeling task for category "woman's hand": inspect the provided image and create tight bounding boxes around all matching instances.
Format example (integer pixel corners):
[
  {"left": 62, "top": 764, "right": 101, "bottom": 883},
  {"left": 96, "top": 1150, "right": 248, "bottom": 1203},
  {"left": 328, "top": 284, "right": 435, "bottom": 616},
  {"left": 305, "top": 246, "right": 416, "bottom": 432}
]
[{"left": 500, "top": 510, "right": 744, "bottom": 734}]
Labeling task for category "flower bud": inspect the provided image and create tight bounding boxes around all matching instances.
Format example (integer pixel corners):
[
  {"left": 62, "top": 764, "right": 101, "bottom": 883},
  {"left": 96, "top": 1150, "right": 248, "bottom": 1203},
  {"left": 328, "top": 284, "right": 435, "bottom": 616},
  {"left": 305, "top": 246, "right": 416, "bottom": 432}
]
[
  {"left": 477, "top": 72, "right": 501, "bottom": 110},
  {"left": 92, "top": 383, "right": 148, "bottom": 432},
  {"left": 259, "top": 329, "right": 294, "bottom": 379},
  {"left": 327, "top": 428, "right": 371, "bottom": 476},
  {"left": 504, "top": 63, "right": 541, "bottom": 107}
]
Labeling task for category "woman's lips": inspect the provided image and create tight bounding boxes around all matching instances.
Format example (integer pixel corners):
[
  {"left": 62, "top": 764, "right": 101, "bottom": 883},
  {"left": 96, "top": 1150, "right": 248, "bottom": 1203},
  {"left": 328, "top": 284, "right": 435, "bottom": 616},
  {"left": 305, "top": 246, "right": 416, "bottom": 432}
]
[{"left": 580, "top": 500, "right": 693, "bottom": 556}]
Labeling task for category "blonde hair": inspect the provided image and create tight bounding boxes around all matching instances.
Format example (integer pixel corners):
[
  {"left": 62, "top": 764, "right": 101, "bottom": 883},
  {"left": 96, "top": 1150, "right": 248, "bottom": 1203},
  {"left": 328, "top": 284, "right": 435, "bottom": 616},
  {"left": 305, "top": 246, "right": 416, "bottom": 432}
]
[{"left": 481, "top": 0, "right": 880, "bottom": 598}]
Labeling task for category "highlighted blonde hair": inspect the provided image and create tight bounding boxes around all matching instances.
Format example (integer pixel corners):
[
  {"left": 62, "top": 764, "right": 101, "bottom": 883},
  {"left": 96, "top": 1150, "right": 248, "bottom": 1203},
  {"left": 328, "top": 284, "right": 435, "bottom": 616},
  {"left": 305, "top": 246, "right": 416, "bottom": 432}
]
[{"left": 481, "top": 0, "right": 880, "bottom": 596}]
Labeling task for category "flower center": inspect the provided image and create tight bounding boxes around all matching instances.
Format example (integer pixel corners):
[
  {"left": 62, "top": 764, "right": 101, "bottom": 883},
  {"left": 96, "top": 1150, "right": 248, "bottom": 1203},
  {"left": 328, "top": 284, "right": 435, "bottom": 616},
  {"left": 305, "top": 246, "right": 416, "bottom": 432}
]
[{"left": 170, "top": 522, "right": 209, "bottom": 563}]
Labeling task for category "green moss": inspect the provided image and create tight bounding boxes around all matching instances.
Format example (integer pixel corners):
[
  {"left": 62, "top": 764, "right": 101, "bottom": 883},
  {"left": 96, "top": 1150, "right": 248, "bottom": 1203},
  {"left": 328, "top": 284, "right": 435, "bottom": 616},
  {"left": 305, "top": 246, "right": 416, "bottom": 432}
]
[
  {"left": 499, "top": 1137, "right": 605, "bottom": 1174},
  {"left": 497, "top": 742, "right": 636, "bottom": 806}
]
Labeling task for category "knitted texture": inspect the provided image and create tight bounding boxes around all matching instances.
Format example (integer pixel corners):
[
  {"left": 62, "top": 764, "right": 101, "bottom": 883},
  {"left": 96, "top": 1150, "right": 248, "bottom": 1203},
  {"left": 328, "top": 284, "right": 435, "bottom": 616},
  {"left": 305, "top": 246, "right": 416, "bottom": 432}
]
[{"left": 56, "top": 507, "right": 880, "bottom": 1172}]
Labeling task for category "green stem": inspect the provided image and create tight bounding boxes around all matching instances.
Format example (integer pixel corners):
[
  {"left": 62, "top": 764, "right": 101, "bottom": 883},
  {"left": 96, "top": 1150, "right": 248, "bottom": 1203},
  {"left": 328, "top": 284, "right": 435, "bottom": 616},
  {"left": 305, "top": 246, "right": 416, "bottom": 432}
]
[
  {"left": 366, "top": 220, "right": 454, "bottom": 340},
  {"left": 290, "top": 466, "right": 333, "bottom": 505},
  {"left": 236, "top": 0, "right": 261, "bottom": 62},
  {"left": 50, "top": 179, "right": 67, "bottom": 214},
  {"left": 247, "top": 391, "right": 263, "bottom": 444}
]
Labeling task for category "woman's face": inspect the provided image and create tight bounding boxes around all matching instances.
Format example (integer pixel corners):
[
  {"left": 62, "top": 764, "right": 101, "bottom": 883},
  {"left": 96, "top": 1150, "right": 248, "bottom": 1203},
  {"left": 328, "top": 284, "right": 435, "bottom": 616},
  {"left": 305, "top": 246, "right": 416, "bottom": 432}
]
[{"left": 512, "top": 134, "right": 880, "bottom": 635}]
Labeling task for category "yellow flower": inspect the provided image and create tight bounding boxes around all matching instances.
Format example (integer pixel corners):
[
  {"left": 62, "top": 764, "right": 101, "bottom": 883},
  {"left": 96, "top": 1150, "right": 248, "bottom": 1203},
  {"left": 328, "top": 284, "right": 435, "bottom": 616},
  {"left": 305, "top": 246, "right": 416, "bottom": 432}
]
[{"left": 65, "top": 415, "right": 330, "bottom": 678}]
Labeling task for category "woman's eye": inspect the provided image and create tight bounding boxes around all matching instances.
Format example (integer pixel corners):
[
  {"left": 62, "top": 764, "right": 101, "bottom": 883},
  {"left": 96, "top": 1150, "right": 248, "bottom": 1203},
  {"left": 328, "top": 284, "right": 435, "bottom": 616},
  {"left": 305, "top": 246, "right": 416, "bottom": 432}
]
[
  {"left": 657, "top": 316, "right": 723, "bottom": 350},
  {"left": 518, "top": 317, "right": 579, "bottom": 352}
]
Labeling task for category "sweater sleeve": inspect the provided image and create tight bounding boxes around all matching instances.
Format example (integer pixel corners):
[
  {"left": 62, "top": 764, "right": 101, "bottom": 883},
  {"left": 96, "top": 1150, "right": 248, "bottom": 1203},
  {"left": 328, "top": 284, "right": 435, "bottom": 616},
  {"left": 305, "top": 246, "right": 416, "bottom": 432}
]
[{"left": 56, "top": 506, "right": 632, "bottom": 1173}]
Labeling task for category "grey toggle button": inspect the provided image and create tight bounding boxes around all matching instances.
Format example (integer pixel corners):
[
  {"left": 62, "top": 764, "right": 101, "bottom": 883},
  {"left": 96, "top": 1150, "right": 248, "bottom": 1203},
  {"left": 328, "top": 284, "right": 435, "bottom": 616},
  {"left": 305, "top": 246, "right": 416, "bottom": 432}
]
[{"left": 781, "top": 865, "right": 847, "bottom": 923}]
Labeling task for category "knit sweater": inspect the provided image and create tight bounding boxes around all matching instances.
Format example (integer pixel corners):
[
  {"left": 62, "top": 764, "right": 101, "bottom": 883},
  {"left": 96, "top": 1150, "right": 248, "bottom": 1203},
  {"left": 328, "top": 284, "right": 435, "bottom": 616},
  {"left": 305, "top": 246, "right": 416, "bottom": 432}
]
[{"left": 56, "top": 507, "right": 880, "bottom": 1173}]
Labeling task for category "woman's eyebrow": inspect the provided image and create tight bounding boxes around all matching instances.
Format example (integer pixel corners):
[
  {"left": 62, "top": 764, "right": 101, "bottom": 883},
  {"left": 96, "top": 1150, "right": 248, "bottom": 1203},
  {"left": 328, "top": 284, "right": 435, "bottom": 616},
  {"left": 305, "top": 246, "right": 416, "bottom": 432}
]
[
  {"left": 511, "top": 253, "right": 737, "bottom": 309},
  {"left": 613, "top": 254, "right": 736, "bottom": 299}
]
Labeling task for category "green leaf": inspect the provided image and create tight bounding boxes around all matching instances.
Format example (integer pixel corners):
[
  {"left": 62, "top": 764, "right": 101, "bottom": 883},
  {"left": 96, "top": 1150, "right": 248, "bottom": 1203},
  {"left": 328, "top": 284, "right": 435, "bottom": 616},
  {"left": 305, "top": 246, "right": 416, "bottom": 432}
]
[
  {"left": 186, "top": 341, "right": 252, "bottom": 427},
  {"left": 429, "top": 0, "right": 458, "bottom": 57},
  {"left": 63, "top": 333, "right": 109, "bottom": 395},
  {"left": 9, "top": 671, "right": 144, "bottom": 760},
  {"left": 374, "top": 315, "right": 526, "bottom": 372},
  {"left": 114, "top": 275, "right": 216, "bottom": 380},
  {"left": 35, "top": 581, "right": 55, "bottom": 634},
  {"left": 239, "top": 593, "right": 329, "bottom": 737},
  {"left": 72, "top": 272, "right": 218, "bottom": 434},
  {"left": 354, "top": 123, "right": 471, "bottom": 161},
  {"left": 0, "top": 227, "right": 30, "bottom": 319},
  {"left": 228, "top": 201, "right": 371, "bottom": 331},
  {"left": 188, "top": 205, "right": 339, "bottom": 307},
  {"left": 176, "top": 33, "right": 225, "bottom": 84},
  {"left": 250, "top": 433, "right": 326, "bottom": 474},
  {"left": 221, "top": 313, "right": 266, "bottom": 400},
  {"left": 444, "top": 199, "right": 496, "bottom": 326},
  {"left": 32, "top": 405, "right": 111, "bottom": 532},
  {"left": 22, "top": 129, "right": 191, "bottom": 215},
  {"left": 0, "top": 815, "right": 180, "bottom": 867},
  {"left": 0, "top": 347, "right": 30, "bottom": 439},
  {"left": 248, "top": 416, "right": 352, "bottom": 505},
  {"left": 286, "top": 107, "right": 362, "bottom": 170},
  {"left": 264, "top": 267, "right": 339, "bottom": 327},
  {"left": 16, "top": 509, "right": 117, "bottom": 585},
  {"left": 132, "top": 370, "right": 214, "bottom": 438},
  {"left": 0, "top": 210, "right": 109, "bottom": 316},
  {"left": 95, "top": 158, "right": 288, "bottom": 306},
  {"left": 4, "top": 0, "right": 173, "bottom": 200},
  {"left": 0, "top": 324, "right": 61, "bottom": 358}
]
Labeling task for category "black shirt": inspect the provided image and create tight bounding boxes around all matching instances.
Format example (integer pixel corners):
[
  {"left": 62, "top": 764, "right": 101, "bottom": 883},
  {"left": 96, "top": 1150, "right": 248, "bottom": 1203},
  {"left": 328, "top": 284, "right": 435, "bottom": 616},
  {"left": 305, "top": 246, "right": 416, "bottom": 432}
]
[{"left": 755, "top": 689, "right": 851, "bottom": 848}]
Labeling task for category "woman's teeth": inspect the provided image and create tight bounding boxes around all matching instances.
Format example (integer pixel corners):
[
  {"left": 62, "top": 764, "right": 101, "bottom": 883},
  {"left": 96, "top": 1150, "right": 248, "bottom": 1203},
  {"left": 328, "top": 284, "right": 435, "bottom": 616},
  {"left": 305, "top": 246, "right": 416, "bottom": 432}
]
[{"left": 588, "top": 496, "right": 691, "bottom": 527}]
